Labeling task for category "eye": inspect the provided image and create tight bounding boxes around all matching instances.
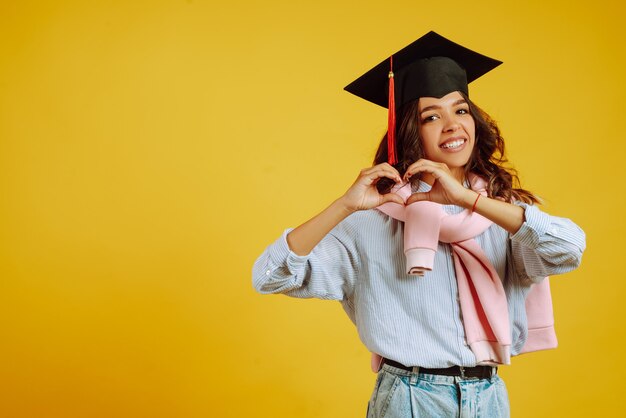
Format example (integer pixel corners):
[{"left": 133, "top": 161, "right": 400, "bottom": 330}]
[
  {"left": 456, "top": 107, "right": 470, "bottom": 115},
  {"left": 421, "top": 114, "right": 439, "bottom": 123}
]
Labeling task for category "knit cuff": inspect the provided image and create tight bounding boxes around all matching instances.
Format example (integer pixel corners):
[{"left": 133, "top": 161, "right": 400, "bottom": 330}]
[
  {"left": 469, "top": 341, "right": 512, "bottom": 366},
  {"left": 405, "top": 248, "right": 435, "bottom": 276},
  {"left": 519, "top": 325, "right": 558, "bottom": 354}
]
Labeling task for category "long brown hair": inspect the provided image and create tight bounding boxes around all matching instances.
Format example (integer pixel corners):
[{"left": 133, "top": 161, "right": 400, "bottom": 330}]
[{"left": 373, "top": 92, "right": 540, "bottom": 204}]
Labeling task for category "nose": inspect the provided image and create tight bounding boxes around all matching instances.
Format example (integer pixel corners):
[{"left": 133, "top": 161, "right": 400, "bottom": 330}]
[{"left": 442, "top": 114, "right": 461, "bottom": 132}]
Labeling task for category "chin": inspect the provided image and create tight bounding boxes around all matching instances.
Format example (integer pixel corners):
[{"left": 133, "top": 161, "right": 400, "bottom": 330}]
[{"left": 439, "top": 155, "right": 471, "bottom": 169}]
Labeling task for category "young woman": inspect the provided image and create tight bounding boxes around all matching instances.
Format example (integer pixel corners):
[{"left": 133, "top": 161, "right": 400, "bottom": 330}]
[{"left": 252, "top": 32, "right": 585, "bottom": 417}]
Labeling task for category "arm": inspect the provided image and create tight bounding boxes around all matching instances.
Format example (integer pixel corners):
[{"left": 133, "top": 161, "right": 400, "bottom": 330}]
[
  {"left": 460, "top": 189, "right": 524, "bottom": 234},
  {"left": 508, "top": 203, "right": 586, "bottom": 279},
  {"left": 403, "top": 159, "right": 586, "bottom": 277},
  {"left": 286, "top": 199, "right": 354, "bottom": 256},
  {"left": 404, "top": 159, "right": 525, "bottom": 234},
  {"left": 463, "top": 192, "right": 585, "bottom": 278},
  {"left": 252, "top": 225, "right": 360, "bottom": 299},
  {"left": 288, "top": 164, "right": 404, "bottom": 255},
  {"left": 252, "top": 163, "right": 404, "bottom": 299}
]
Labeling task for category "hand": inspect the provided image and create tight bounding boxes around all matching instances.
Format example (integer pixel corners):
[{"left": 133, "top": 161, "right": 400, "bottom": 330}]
[
  {"left": 404, "top": 159, "right": 475, "bottom": 207},
  {"left": 340, "top": 163, "right": 405, "bottom": 212}
]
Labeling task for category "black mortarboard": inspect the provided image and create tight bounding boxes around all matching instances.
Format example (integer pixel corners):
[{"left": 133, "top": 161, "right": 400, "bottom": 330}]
[{"left": 344, "top": 31, "right": 502, "bottom": 164}]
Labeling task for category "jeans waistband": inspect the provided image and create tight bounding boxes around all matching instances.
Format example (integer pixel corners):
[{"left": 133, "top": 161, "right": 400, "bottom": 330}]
[{"left": 383, "top": 358, "right": 497, "bottom": 379}]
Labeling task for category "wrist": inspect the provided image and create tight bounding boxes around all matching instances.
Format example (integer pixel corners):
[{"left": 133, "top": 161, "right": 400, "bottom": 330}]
[
  {"left": 334, "top": 196, "right": 358, "bottom": 217},
  {"left": 458, "top": 188, "right": 479, "bottom": 209}
]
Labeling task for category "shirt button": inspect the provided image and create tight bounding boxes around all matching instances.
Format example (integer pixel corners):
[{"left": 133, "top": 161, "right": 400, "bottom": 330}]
[{"left": 265, "top": 269, "right": 271, "bottom": 276}]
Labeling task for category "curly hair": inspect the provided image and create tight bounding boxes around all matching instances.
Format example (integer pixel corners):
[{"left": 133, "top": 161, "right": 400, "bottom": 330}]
[{"left": 373, "top": 92, "right": 540, "bottom": 204}]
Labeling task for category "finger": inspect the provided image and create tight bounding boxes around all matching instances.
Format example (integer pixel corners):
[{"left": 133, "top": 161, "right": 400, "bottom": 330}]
[
  {"left": 379, "top": 192, "right": 406, "bottom": 206},
  {"left": 404, "top": 164, "right": 440, "bottom": 181},
  {"left": 406, "top": 192, "right": 430, "bottom": 205},
  {"left": 406, "top": 158, "right": 438, "bottom": 169},
  {"left": 360, "top": 164, "right": 401, "bottom": 183},
  {"left": 363, "top": 164, "right": 401, "bottom": 177},
  {"left": 361, "top": 167, "right": 402, "bottom": 184},
  {"left": 362, "top": 166, "right": 401, "bottom": 180},
  {"left": 403, "top": 159, "right": 442, "bottom": 180},
  {"left": 361, "top": 172, "right": 402, "bottom": 188},
  {"left": 379, "top": 163, "right": 402, "bottom": 179}
]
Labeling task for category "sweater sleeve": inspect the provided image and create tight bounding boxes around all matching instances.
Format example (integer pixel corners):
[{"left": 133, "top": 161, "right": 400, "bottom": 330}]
[
  {"left": 252, "top": 220, "right": 360, "bottom": 300},
  {"left": 509, "top": 202, "right": 586, "bottom": 282}
]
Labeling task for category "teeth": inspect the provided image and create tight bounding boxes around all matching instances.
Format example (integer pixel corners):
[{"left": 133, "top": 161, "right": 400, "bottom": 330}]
[{"left": 441, "top": 139, "right": 465, "bottom": 149}]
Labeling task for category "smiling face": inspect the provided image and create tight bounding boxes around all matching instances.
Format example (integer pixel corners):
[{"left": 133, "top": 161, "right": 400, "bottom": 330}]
[{"left": 417, "top": 91, "right": 476, "bottom": 179}]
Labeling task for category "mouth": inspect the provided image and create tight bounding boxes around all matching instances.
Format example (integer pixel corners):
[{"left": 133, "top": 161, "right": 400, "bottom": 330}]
[{"left": 439, "top": 137, "right": 467, "bottom": 150}]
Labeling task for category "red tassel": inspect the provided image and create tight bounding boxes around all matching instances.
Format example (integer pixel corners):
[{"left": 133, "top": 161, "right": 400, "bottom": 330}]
[{"left": 387, "top": 56, "right": 397, "bottom": 165}]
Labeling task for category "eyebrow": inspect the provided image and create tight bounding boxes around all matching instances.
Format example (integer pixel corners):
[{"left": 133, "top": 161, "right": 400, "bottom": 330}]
[{"left": 419, "top": 99, "right": 468, "bottom": 115}]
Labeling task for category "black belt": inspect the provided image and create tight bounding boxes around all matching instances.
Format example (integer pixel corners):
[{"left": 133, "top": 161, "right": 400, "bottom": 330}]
[{"left": 383, "top": 358, "right": 496, "bottom": 379}]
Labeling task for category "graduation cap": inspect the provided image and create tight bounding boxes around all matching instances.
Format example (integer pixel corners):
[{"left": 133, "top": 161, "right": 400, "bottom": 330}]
[{"left": 344, "top": 31, "right": 502, "bottom": 165}]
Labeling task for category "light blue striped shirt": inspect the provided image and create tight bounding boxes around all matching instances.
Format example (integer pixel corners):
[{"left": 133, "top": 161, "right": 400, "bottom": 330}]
[{"left": 252, "top": 196, "right": 586, "bottom": 368}]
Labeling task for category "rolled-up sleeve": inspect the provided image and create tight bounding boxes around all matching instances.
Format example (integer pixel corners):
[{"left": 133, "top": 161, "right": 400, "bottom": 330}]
[
  {"left": 252, "top": 222, "right": 360, "bottom": 300},
  {"left": 510, "top": 202, "right": 586, "bottom": 281}
]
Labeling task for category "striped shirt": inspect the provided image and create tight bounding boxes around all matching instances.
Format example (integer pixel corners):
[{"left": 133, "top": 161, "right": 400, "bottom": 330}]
[{"left": 252, "top": 193, "right": 586, "bottom": 368}]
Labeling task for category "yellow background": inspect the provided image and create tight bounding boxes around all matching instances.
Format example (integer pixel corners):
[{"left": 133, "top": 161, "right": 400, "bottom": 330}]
[{"left": 1, "top": 0, "right": 623, "bottom": 417}]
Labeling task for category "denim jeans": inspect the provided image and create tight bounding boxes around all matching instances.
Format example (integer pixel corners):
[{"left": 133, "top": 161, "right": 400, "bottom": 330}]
[{"left": 367, "top": 364, "right": 510, "bottom": 418}]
